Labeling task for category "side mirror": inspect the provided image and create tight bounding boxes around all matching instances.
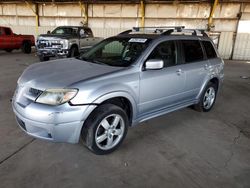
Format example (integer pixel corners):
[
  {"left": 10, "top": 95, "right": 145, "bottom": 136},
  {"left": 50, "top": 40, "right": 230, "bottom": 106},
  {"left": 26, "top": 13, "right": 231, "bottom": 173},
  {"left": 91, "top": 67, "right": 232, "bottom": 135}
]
[
  {"left": 47, "top": 30, "right": 51, "bottom": 34},
  {"left": 145, "top": 59, "right": 164, "bottom": 70}
]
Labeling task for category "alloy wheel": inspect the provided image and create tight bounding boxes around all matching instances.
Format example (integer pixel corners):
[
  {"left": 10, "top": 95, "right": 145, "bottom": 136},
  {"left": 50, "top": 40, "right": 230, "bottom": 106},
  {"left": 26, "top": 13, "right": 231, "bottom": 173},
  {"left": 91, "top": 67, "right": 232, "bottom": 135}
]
[
  {"left": 203, "top": 87, "right": 216, "bottom": 110},
  {"left": 95, "top": 114, "right": 125, "bottom": 150}
]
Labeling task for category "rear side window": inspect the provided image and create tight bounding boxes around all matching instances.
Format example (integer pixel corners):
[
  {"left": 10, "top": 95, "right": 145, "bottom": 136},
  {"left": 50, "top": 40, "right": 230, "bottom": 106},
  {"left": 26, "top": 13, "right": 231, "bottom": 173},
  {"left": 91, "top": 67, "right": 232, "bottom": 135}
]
[
  {"left": 202, "top": 41, "right": 217, "bottom": 59},
  {"left": 182, "top": 40, "right": 204, "bottom": 63}
]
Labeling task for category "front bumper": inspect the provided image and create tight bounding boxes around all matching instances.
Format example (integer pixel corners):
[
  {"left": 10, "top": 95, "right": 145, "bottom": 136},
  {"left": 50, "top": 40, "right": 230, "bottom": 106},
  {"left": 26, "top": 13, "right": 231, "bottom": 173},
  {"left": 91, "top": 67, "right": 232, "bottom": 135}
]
[
  {"left": 37, "top": 48, "right": 69, "bottom": 57},
  {"left": 12, "top": 100, "right": 96, "bottom": 143}
]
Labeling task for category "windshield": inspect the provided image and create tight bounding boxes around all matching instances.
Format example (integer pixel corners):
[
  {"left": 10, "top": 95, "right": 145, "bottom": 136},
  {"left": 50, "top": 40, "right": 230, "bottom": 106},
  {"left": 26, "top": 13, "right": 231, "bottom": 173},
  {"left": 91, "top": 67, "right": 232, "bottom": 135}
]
[
  {"left": 80, "top": 37, "right": 151, "bottom": 67},
  {"left": 51, "top": 27, "right": 78, "bottom": 35}
]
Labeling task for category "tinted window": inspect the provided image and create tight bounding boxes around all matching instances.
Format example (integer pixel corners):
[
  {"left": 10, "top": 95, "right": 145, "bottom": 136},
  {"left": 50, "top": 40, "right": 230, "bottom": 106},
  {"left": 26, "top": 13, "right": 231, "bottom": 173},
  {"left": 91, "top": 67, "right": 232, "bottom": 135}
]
[
  {"left": 182, "top": 40, "right": 204, "bottom": 63},
  {"left": 148, "top": 41, "right": 176, "bottom": 67},
  {"left": 202, "top": 41, "right": 217, "bottom": 59},
  {"left": 52, "top": 27, "right": 78, "bottom": 35},
  {"left": 4, "top": 28, "right": 12, "bottom": 35},
  {"left": 85, "top": 28, "right": 93, "bottom": 37}
]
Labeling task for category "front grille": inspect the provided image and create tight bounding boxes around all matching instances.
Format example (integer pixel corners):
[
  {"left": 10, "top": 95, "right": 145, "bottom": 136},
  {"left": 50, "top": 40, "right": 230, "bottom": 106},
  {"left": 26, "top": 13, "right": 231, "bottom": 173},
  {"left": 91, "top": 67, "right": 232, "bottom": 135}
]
[
  {"left": 38, "top": 40, "right": 62, "bottom": 49},
  {"left": 16, "top": 116, "right": 26, "bottom": 131}
]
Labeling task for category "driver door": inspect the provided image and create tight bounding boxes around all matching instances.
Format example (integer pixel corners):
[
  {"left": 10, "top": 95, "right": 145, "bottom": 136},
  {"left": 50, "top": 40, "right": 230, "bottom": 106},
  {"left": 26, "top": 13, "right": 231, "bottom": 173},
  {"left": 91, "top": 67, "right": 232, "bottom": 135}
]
[
  {"left": 139, "top": 40, "right": 186, "bottom": 116},
  {"left": 79, "top": 28, "right": 92, "bottom": 51}
]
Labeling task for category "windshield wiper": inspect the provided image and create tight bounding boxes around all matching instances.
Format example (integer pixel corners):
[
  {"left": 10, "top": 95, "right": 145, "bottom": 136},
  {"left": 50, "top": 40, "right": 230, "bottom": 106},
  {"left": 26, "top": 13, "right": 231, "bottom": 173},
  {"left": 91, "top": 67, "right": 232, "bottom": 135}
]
[
  {"left": 80, "top": 56, "right": 108, "bottom": 66},
  {"left": 92, "top": 59, "right": 109, "bottom": 66}
]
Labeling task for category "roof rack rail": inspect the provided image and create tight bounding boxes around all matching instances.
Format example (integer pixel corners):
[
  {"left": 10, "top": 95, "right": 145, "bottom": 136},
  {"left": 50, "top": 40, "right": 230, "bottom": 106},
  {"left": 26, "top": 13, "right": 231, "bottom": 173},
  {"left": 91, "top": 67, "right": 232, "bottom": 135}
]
[
  {"left": 118, "top": 26, "right": 185, "bottom": 35},
  {"left": 117, "top": 26, "right": 208, "bottom": 37},
  {"left": 132, "top": 26, "right": 185, "bottom": 33},
  {"left": 162, "top": 28, "right": 208, "bottom": 37},
  {"left": 118, "top": 29, "right": 132, "bottom": 35}
]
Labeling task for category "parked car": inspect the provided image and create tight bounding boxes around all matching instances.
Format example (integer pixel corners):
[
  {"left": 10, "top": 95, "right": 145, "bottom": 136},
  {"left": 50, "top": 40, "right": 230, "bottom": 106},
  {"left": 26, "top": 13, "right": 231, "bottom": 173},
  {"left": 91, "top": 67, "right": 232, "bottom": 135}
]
[
  {"left": 12, "top": 27, "right": 224, "bottom": 155},
  {"left": 36, "top": 26, "right": 103, "bottom": 61},
  {"left": 0, "top": 26, "right": 35, "bottom": 53}
]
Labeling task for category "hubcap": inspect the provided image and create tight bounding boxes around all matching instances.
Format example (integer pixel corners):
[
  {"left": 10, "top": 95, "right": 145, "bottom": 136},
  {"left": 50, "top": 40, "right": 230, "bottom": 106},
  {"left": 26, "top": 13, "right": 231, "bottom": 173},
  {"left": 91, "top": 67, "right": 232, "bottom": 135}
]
[
  {"left": 203, "top": 87, "right": 216, "bottom": 110},
  {"left": 95, "top": 114, "right": 125, "bottom": 150}
]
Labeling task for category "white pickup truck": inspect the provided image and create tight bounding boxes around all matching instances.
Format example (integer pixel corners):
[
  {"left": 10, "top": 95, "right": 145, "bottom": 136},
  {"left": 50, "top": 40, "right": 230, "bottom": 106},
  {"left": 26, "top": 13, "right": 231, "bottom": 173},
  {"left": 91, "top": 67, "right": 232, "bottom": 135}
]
[{"left": 36, "top": 26, "right": 103, "bottom": 61}]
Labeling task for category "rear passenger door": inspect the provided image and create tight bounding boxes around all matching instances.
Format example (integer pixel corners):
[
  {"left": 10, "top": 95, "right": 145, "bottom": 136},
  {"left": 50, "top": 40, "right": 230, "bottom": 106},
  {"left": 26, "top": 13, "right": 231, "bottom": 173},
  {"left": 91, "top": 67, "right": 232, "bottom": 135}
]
[
  {"left": 139, "top": 40, "right": 186, "bottom": 116},
  {"left": 179, "top": 39, "right": 210, "bottom": 100}
]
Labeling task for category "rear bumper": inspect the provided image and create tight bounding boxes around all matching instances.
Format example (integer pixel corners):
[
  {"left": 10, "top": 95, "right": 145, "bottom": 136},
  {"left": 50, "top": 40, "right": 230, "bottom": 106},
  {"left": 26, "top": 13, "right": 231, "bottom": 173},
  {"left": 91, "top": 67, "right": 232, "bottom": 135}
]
[{"left": 12, "top": 100, "right": 95, "bottom": 144}]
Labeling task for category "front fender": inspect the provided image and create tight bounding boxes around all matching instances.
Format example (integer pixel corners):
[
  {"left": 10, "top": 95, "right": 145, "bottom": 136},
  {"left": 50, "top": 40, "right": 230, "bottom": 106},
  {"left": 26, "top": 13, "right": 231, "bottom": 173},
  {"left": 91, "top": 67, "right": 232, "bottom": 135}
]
[{"left": 92, "top": 91, "right": 138, "bottom": 121}]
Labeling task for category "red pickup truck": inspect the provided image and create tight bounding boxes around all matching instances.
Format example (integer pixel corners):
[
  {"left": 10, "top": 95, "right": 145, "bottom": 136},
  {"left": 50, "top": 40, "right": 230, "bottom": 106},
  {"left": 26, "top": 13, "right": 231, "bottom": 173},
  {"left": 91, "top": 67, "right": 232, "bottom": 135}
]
[{"left": 0, "top": 26, "right": 35, "bottom": 53}]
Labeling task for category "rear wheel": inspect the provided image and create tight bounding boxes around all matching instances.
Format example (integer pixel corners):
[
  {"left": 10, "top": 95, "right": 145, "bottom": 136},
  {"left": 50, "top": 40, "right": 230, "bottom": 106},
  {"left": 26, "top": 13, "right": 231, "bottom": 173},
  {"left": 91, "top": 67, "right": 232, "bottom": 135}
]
[
  {"left": 39, "top": 56, "right": 50, "bottom": 62},
  {"left": 81, "top": 104, "right": 129, "bottom": 155},
  {"left": 21, "top": 41, "right": 31, "bottom": 54},
  {"left": 194, "top": 82, "right": 217, "bottom": 112},
  {"left": 5, "top": 49, "right": 13, "bottom": 53}
]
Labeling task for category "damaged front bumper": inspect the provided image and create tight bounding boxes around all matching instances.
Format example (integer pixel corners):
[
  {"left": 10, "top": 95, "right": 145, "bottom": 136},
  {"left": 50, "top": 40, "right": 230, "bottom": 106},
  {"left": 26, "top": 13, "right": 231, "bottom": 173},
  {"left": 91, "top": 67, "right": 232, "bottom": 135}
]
[{"left": 12, "top": 100, "right": 92, "bottom": 144}]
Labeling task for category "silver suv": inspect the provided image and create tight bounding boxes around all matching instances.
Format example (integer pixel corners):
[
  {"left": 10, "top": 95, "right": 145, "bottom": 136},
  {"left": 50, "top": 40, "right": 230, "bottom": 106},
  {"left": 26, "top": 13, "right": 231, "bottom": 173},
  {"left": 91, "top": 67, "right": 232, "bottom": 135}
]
[{"left": 12, "top": 27, "right": 224, "bottom": 155}]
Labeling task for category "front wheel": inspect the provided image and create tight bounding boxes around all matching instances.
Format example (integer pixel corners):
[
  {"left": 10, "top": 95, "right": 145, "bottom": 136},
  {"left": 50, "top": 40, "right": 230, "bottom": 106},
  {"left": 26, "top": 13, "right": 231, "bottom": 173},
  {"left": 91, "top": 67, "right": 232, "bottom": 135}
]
[
  {"left": 39, "top": 55, "right": 50, "bottom": 62},
  {"left": 81, "top": 104, "right": 129, "bottom": 155},
  {"left": 68, "top": 46, "right": 79, "bottom": 58},
  {"left": 21, "top": 42, "right": 31, "bottom": 54},
  {"left": 194, "top": 82, "right": 217, "bottom": 112}
]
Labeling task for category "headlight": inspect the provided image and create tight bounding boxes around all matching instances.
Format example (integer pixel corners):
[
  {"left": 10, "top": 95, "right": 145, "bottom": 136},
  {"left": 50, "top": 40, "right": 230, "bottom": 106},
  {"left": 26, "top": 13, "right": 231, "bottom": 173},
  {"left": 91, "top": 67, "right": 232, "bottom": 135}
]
[
  {"left": 36, "top": 88, "right": 78, "bottom": 105},
  {"left": 60, "top": 40, "right": 69, "bottom": 49}
]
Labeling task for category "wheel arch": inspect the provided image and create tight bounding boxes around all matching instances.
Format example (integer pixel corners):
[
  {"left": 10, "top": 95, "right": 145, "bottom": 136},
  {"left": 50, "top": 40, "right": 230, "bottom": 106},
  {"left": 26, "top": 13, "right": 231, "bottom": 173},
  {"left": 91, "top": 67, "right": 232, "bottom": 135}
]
[
  {"left": 92, "top": 92, "right": 137, "bottom": 125},
  {"left": 99, "top": 97, "right": 133, "bottom": 125},
  {"left": 78, "top": 92, "right": 136, "bottom": 144},
  {"left": 197, "top": 76, "right": 219, "bottom": 100},
  {"left": 70, "top": 43, "right": 79, "bottom": 50},
  {"left": 22, "top": 39, "right": 31, "bottom": 45}
]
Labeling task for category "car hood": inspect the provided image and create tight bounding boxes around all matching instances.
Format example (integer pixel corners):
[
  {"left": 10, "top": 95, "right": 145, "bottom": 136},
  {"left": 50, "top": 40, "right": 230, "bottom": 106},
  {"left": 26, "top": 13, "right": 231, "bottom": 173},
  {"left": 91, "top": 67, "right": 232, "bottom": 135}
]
[
  {"left": 38, "top": 34, "right": 74, "bottom": 40},
  {"left": 18, "top": 58, "right": 124, "bottom": 90}
]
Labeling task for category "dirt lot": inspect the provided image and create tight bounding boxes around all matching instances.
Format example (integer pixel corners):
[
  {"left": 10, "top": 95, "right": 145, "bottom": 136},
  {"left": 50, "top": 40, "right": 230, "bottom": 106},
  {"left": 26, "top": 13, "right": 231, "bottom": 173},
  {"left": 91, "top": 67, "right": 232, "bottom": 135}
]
[{"left": 0, "top": 50, "right": 250, "bottom": 188}]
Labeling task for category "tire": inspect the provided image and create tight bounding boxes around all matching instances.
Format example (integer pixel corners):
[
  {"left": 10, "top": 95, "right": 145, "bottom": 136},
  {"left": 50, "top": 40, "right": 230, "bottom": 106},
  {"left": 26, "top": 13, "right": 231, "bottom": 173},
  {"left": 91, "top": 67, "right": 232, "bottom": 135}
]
[
  {"left": 21, "top": 41, "right": 31, "bottom": 54},
  {"left": 81, "top": 104, "right": 129, "bottom": 155},
  {"left": 194, "top": 82, "right": 218, "bottom": 112},
  {"left": 68, "top": 46, "right": 79, "bottom": 58},
  {"left": 5, "top": 49, "right": 13, "bottom": 53},
  {"left": 39, "top": 56, "right": 50, "bottom": 62}
]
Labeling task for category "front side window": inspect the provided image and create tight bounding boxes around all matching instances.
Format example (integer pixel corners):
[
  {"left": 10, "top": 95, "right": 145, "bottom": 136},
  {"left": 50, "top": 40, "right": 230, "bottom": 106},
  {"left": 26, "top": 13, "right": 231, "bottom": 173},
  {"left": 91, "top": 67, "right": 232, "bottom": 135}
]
[
  {"left": 84, "top": 28, "right": 93, "bottom": 37},
  {"left": 182, "top": 40, "right": 204, "bottom": 63},
  {"left": 81, "top": 37, "right": 151, "bottom": 67},
  {"left": 4, "top": 28, "right": 12, "bottom": 35},
  {"left": 147, "top": 40, "right": 177, "bottom": 67},
  {"left": 52, "top": 27, "right": 78, "bottom": 35},
  {"left": 202, "top": 41, "right": 217, "bottom": 59}
]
